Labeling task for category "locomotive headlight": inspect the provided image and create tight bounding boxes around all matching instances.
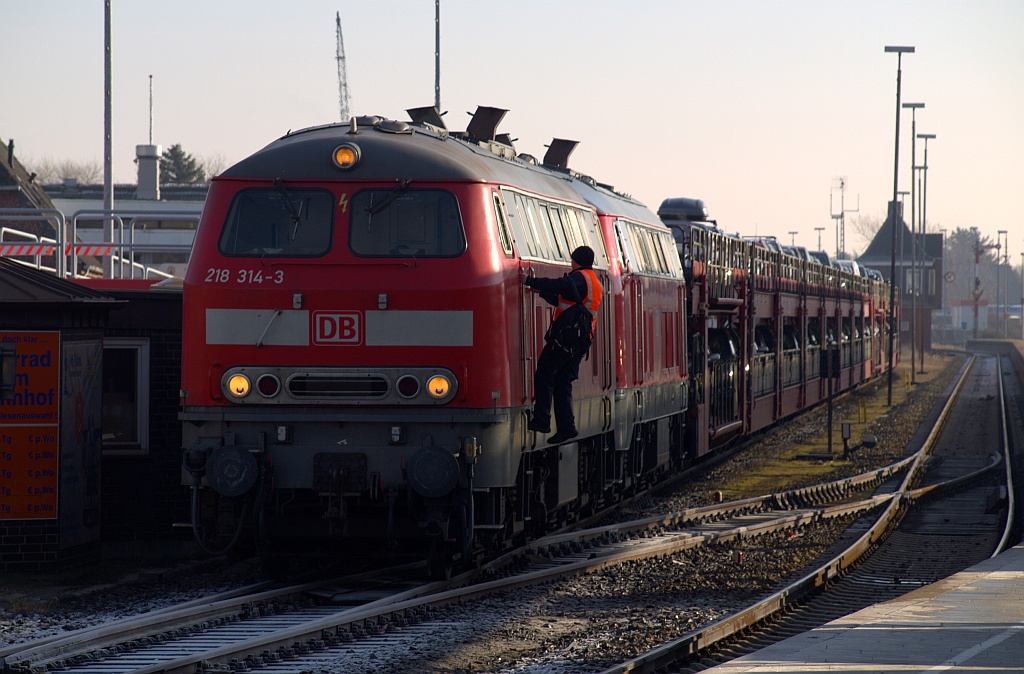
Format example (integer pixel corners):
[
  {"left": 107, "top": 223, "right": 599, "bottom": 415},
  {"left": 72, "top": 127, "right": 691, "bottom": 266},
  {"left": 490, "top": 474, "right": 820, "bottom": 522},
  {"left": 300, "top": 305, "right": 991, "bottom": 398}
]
[
  {"left": 332, "top": 143, "right": 361, "bottom": 170},
  {"left": 227, "top": 374, "right": 251, "bottom": 398},
  {"left": 256, "top": 373, "right": 282, "bottom": 398},
  {"left": 425, "top": 374, "right": 452, "bottom": 400},
  {"left": 396, "top": 374, "right": 421, "bottom": 398}
]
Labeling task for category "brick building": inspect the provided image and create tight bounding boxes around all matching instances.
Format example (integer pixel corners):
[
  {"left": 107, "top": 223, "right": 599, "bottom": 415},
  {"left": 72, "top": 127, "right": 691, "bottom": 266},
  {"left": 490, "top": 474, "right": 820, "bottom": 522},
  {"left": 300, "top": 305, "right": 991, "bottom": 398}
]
[{"left": 857, "top": 201, "right": 943, "bottom": 352}]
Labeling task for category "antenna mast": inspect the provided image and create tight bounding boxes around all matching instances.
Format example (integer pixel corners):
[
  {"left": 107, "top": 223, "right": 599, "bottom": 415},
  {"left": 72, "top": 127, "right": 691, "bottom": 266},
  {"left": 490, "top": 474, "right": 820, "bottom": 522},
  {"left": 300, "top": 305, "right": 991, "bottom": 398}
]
[
  {"left": 148, "top": 74, "right": 154, "bottom": 144},
  {"left": 829, "top": 177, "right": 859, "bottom": 258},
  {"left": 434, "top": 0, "right": 441, "bottom": 110},
  {"left": 336, "top": 11, "right": 351, "bottom": 121}
]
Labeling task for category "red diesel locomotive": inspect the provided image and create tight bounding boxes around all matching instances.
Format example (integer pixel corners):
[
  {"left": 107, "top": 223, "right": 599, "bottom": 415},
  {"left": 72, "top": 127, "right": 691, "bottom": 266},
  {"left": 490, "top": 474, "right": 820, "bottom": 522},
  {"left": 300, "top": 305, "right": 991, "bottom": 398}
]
[{"left": 180, "top": 106, "right": 894, "bottom": 573}]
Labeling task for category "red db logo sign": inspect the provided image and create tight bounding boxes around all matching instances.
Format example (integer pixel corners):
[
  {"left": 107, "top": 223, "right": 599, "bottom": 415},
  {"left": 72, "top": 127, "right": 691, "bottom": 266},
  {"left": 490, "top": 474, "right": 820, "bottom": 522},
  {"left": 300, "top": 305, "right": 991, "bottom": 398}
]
[{"left": 313, "top": 312, "right": 361, "bottom": 344}]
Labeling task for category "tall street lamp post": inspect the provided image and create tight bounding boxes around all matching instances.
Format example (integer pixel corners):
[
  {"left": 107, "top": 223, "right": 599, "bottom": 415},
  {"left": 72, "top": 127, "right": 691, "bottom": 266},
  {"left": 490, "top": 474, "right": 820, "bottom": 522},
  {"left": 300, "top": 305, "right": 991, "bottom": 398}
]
[
  {"left": 815, "top": 227, "right": 825, "bottom": 251},
  {"left": 885, "top": 45, "right": 914, "bottom": 406},
  {"left": 918, "top": 131, "right": 935, "bottom": 369},
  {"left": 903, "top": 103, "right": 924, "bottom": 384},
  {"left": 998, "top": 231, "right": 1008, "bottom": 338},
  {"left": 1005, "top": 238, "right": 1010, "bottom": 338}
]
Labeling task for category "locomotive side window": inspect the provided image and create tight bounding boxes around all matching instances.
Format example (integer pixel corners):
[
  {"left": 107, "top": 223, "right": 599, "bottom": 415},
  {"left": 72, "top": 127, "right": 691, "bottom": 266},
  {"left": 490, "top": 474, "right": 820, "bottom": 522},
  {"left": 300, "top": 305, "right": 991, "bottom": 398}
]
[
  {"left": 642, "top": 230, "right": 664, "bottom": 273},
  {"left": 614, "top": 220, "right": 683, "bottom": 278},
  {"left": 615, "top": 222, "right": 637, "bottom": 272},
  {"left": 656, "top": 231, "right": 685, "bottom": 277},
  {"left": 561, "top": 208, "right": 585, "bottom": 252},
  {"left": 502, "top": 190, "right": 537, "bottom": 258},
  {"left": 497, "top": 187, "right": 609, "bottom": 268},
  {"left": 491, "top": 193, "right": 514, "bottom": 256},
  {"left": 538, "top": 204, "right": 570, "bottom": 261},
  {"left": 628, "top": 226, "right": 655, "bottom": 272},
  {"left": 219, "top": 188, "right": 334, "bottom": 257},
  {"left": 517, "top": 193, "right": 549, "bottom": 258},
  {"left": 576, "top": 210, "right": 609, "bottom": 268},
  {"left": 522, "top": 197, "right": 556, "bottom": 260},
  {"left": 350, "top": 189, "right": 466, "bottom": 257}
]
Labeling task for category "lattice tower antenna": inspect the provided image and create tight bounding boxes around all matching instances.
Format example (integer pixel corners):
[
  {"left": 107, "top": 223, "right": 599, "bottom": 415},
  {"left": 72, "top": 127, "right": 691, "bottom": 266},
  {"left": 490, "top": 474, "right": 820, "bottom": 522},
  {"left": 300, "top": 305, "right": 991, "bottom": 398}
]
[
  {"left": 830, "top": 177, "right": 859, "bottom": 258},
  {"left": 336, "top": 11, "right": 351, "bottom": 121}
]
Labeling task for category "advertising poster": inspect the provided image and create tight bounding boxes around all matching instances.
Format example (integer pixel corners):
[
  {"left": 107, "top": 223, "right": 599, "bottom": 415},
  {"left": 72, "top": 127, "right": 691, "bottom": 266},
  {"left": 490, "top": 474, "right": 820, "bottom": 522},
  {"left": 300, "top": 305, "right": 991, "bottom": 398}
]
[{"left": 0, "top": 331, "right": 60, "bottom": 520}]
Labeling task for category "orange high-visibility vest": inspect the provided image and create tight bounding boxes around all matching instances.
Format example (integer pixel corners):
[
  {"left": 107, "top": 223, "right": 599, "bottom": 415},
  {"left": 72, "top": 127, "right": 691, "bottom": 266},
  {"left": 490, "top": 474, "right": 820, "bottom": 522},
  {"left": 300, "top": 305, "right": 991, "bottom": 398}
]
[{"left": 553, "top": 269, "right": 602, "bottom": 337}]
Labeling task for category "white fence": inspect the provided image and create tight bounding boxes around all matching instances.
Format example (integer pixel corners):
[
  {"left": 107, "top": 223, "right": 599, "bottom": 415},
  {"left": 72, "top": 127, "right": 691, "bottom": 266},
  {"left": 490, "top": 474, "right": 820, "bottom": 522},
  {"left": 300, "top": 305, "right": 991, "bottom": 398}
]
[{"left": 0, "top": 208, "right": 200, "bottom": 279}]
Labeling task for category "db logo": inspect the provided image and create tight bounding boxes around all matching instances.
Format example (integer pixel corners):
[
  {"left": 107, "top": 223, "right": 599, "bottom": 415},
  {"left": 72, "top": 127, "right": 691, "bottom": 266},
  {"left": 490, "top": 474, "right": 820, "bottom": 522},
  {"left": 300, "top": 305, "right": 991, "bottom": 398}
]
[{"left": 313, "top": 311, "right": 361, "bottom": 344}]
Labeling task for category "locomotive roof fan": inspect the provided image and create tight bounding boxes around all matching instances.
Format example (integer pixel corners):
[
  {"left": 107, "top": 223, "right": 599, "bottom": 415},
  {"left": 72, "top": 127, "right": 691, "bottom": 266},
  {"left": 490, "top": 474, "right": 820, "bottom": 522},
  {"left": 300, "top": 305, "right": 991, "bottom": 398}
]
[
  {"left": 542, "top": 138, "right": 579, "bottom": 170},
  {"left": 465, "top": 105, "right": 508, "bottom": 142}
]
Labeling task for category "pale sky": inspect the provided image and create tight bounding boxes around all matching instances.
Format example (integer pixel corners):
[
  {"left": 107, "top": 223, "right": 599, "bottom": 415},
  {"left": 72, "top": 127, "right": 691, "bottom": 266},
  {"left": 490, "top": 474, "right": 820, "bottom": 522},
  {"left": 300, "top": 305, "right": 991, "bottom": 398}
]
[{"left": 4, "top": 1, "right": 1022, "bottom": 256}]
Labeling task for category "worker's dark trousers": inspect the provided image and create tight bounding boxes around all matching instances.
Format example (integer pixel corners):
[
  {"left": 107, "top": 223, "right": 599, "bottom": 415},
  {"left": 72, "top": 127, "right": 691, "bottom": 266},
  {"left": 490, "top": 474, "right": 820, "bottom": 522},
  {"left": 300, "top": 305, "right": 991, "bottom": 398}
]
[{"left": 532, "top": 343, "right": 582, "bottom": 434}]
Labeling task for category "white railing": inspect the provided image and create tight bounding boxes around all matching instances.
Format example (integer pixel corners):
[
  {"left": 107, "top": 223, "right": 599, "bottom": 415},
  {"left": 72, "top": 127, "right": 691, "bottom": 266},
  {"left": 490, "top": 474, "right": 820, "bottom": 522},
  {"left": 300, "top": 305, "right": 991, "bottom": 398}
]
[{"left": 1, "top": 207, "right": 200, "bottom": 280}]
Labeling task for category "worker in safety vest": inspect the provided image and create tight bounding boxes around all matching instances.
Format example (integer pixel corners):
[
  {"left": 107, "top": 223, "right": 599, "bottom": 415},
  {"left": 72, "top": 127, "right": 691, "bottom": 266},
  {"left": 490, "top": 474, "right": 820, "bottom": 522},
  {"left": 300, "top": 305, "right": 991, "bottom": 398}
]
[{"left": 524, "top": 245, "right": 602, "bottom": 444}]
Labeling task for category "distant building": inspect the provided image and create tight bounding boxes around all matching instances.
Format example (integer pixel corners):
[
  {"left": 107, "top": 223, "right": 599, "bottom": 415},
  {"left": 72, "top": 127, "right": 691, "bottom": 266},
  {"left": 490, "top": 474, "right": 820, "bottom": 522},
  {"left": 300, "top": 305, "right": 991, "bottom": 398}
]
[
  {"left": 44, "top": 179, "right": 206, "bottom": 278},
  {"left": 1, "top": 138, "right": 206, "bottom": 278},
  {"left": 857, "top": 200, "right": 943, "bottom": 350},
  {"left": 0, "top": 137, "right": 58, "bottom": 238}
]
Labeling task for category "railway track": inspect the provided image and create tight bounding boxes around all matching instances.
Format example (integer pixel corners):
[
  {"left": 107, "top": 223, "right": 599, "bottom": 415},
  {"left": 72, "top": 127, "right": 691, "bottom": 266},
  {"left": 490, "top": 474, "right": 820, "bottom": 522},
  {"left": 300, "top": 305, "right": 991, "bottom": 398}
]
[
  {"left": 600, "top": 352, "right": 1017, "bottom": 674},
  {"left": 3, "top": 353, "right": 1007, "bottom": 674},
  {"left": 2, "top": 452, "right": 915, "bottom": 674}
]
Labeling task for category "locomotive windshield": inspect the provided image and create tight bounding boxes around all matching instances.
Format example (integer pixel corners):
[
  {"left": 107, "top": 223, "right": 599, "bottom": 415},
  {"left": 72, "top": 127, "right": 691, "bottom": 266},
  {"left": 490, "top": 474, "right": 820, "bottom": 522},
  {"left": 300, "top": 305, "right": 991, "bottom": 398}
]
[
  {"left": 218, "top": 187, "right": 334, "bottom": 257},
  {"left": 349, "top": 188, "right": 466, "bottom": 257}
]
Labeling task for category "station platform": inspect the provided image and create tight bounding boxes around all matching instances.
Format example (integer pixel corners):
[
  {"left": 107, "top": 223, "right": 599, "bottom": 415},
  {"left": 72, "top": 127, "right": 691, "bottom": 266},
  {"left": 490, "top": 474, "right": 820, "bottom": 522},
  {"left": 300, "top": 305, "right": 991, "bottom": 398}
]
[{"left": 706, "top": 542, "right": 1024, "bottom": 672}]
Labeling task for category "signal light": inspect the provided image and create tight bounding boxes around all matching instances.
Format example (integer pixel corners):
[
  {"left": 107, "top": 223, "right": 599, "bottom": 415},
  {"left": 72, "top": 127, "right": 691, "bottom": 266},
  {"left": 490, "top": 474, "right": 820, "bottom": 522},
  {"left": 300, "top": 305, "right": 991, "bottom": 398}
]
[
  {"left": 332, "top": 143, "right": 361, "bottom": 170},
  {"left": 227, "top": 374, "right": 251, "bottom": 398},
  {"left": 426, "top": 374, "right": 451, "bottom": 400}
]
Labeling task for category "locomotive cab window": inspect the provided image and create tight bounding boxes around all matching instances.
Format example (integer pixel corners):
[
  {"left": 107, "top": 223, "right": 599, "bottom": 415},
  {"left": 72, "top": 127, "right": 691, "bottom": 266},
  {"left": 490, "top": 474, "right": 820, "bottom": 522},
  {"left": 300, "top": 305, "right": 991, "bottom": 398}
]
[
  {"left": 350, "top": 188, "right": 465, "bottom": 257},
  {"left": 219, "top": 187, "right": 334, "bottom": 257},
  {"left": 492, "top": 193, "right": 514, "bottom": 256}
]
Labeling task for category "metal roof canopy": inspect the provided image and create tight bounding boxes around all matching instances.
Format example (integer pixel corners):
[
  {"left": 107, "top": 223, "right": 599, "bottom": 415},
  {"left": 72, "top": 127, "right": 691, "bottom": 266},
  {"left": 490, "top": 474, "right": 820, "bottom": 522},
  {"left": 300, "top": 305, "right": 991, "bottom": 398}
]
[{"left": 0, "top": 257, "right": 120, "bottom": 329}]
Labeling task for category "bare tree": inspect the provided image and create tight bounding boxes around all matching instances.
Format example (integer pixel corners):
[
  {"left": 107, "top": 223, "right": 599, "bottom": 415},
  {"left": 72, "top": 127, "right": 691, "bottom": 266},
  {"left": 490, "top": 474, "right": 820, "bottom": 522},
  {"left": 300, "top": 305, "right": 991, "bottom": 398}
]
[
  {"left": 200, "top": 152, "right": 230, "bottom": 179},
  {"left": 847, "top": 212, "right": 884, "bottom": 255},
  {"left": 944, "top": 227, "right": 1003, "bottom": 305},
  {"left": 28, "top": 157, "right": 102, "bottom": 184}
]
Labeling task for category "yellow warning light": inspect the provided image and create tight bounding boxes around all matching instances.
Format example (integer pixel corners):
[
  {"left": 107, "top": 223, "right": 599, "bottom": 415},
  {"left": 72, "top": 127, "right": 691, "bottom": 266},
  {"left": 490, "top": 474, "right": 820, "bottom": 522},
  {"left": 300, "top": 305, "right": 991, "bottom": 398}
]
[
  {"left": 332, "top": 143, "right": 361, "bottom": 170},
  {"left": 227, "top": 374, "right": 251, "bottom": 398},
  {"left": 426, "top": 375, "right": 451, "bottom": 400}
]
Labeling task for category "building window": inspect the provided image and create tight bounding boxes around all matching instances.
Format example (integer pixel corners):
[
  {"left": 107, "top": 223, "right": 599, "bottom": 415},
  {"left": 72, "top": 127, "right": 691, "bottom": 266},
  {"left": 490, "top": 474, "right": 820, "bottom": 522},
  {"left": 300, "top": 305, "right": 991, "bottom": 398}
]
[
  {"left": 1, "top": 341, "right": 14, "bottom": 400},
  {"left": 102, "top": 338, "right": 149, "bottom": 455},
  {"left": 905, "top": 268, "right": 922, "bottom": 295}
]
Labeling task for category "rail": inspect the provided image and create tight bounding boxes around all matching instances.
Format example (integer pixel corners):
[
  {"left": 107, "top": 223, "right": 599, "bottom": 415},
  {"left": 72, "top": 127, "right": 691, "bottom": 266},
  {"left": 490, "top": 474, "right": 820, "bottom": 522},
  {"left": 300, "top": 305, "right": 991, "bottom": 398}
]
[
  {"left": 598, "top": 354, "right": 982, "bottom": 674},
  {"left": 994, "top": 355, "right": 1017, "bottom": 555},
  {"left": 0, "top": 454, "right": 918, "bottom": 674}
]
